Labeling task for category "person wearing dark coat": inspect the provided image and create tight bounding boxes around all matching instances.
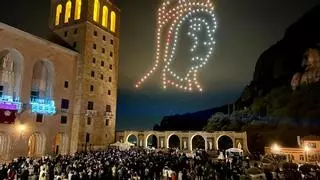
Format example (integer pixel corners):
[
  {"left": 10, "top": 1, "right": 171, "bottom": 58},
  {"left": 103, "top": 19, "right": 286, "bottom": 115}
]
[{"left": 20, "top": 168, "right": 29, "bottom": 180}]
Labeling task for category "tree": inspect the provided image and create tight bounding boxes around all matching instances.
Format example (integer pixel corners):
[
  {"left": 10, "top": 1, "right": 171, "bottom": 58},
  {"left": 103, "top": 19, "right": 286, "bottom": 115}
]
[
  {"left": 230, "top": 108, "right": 256, "bottom": 122},
  {"left": 203, "top": 112, "right": 231, "bottom": 131},
  {"left": 252, "top": 97, "right": 267, "bottom": 116}
]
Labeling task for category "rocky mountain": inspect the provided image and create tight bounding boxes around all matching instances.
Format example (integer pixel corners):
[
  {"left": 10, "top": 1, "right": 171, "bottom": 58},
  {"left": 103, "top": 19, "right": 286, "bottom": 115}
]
[
  {"left": 154, "top": 5, "right": 320, "bottom": 131},
  {"left": 238, "top": 5, "right": 320, "bottom": 107}
]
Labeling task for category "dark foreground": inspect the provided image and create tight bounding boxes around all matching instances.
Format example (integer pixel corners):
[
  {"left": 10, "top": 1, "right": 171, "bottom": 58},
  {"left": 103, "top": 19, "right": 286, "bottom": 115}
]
[{"left": 1, "top": 148, "right": 320, "bottom": 180}]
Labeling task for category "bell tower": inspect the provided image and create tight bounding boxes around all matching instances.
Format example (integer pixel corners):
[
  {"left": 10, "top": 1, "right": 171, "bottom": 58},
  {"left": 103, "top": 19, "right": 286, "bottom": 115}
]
[{"left": 50, "top": 0, "right": 120, "bottom": 153}]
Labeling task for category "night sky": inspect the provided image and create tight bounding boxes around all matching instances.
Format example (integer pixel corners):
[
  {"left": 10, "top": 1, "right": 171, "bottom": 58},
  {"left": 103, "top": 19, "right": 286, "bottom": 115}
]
[{"left": 0, "top": 0, "right": 319, "bottom": 130}]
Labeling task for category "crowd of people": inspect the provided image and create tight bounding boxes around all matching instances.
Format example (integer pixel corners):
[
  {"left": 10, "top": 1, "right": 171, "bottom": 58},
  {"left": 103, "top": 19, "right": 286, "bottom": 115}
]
[
  {"left": 0, "top": 148, "right": 247, "bottom": 180},
  {"left": 0, "top": 148, "right": 320, "bottom": 180}
]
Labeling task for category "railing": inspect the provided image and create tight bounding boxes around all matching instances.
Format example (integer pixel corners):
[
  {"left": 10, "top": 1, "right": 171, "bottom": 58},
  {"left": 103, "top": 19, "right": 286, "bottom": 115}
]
[
  {"left": 30, "top": 98, "right": 56, "bottom": 115},
  {"left": 104, "top": 111, "right": 113, "bottom": 117},
  {"left": 61, "top": 108, "right": 69, "bottom": 113},
  {"left": 0, "top": 95, "right": 22, "bottom": 111},
  {"left": 86, "top": 110, "right": 97, "bottom": 117}
]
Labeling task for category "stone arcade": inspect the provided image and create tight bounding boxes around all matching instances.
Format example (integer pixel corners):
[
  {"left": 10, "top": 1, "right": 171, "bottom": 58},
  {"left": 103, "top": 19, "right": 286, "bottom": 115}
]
[{"left": 116, "top": 131, "right": 249, "bottom": 154}]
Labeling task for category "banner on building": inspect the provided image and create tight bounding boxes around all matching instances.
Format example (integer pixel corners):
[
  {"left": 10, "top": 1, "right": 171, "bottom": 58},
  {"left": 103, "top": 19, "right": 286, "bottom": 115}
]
[{"left": 0, "top": 109, "right": 17, "bottom": 124}]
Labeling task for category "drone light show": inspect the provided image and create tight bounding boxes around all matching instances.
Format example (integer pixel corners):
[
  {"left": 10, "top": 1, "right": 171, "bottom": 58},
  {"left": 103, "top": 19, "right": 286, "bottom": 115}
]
[{"left": 135, "top": 0, "right": 217, "bottom": 92}]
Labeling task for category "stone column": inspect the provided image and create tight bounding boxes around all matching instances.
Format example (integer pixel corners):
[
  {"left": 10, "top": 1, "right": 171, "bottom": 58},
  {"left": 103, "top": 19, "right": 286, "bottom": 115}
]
[
  {"left": 209, "top": 140, "right": 213, "bottom": 150},
  {"left": 189, "top": 136, "right": 192, "bottom": 152},
  {"left": 232, "top": 138, "right": 236, "bottom": 148},
  {"left": 138, "top": 134, "right": 144, "bottom": 147},
  {"left": 159, "top": 136, "right": 165, "bottom": 149},
  {"left": 214, "top": 134, "right": 219, "bottom": 150},
  {"left": 204, "top": 138, "right": 208, "bottom": 151},
  {"left": 144, "top": 136, "right": 148, "bottom": 148},
  {"left": 183, "top": 139, "right": 187, "bottom": 150}
]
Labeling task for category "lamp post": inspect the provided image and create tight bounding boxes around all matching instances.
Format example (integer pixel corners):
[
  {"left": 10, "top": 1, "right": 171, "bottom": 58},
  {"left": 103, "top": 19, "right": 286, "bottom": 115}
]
[
  {"left": 304, "top": 146, "right": 310, "bottom": 163},
  {"left": 271, "top": 143, "right": 282, "bottom": 165},
  {"left": 18, "top": 122, "right": 26, "bottom": 139}
]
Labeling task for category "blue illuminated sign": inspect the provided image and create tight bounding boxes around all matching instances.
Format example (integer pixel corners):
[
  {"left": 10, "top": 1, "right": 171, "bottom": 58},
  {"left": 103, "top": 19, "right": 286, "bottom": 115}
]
[{"left": 30, "top": 98, "right": 56, "bottom": 115}]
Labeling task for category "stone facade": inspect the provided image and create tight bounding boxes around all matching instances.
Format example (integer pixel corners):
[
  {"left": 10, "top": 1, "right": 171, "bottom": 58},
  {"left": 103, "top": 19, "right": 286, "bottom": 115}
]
[
  {"left": 0, "top": 0, "right": 120, "bottom": 161},
  {"left": 0, "top": 23, "right": 78, "bottom": 161},
  {"left": 265, "top": 136, "right": 320, "bottom": 163},
  {"left": 116, "top": 131, "right": 250, "bottom": 154},
  {"left": 50, "top": 0, "right": 119, "bottom": 153}
]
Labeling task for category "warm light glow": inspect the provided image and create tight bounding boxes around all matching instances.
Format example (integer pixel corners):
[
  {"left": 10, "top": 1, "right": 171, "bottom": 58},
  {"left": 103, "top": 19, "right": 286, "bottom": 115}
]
[
  {"left": 19, "top": 124, "right": 26, "bottom": 132},
  {"left": 135, "top": 0, "right": 217, "bottom": 92},
  {"left": 102, "top": 6, "right": 109, "bottom": 27},
  {"left": 93, "top": 0, "right": 100, "bottom": 22},
  {"left": 55, "top": 4, "right": 62, "bottom": 25},
  {"left": 110, "top": 11, "right": 116, "bottom": 32},
  {"left": 304, "top": 146, "right": 310, "bottom": 152},
  {"left": 75, "top": 0, "right": 82, "bottom": 20},
  {"left": 271, "top": 143, "right": 281, "bottom": 152},
  {"left": 64, "top": 1, "right": 72, "bottom": 23}
]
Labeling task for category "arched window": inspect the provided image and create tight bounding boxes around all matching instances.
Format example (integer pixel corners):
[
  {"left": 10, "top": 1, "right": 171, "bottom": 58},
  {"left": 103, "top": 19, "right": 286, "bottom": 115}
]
[
  {"left": 30, "top": 60, "right": 56, "bottom": 115},
  {"left": 93, "top": 0, "right": 100, "bottom": 22},
  {"left": 65, "top": 1, "right": 72, "bottom": 23},
  {"left": 31, "top": 60, "right": 54, "bottom": 99},
  {"left": 110, "top": 11, "right": 116, "bottom": 32},
  {"left": 55, "top": 4, "right": 62, "bottom": 25},
  {"left": 102, "top": 6, "right": 108, "bottom": 27},
  {"left": 0, "top": 49, "right": 23, "bottom": 100},
  {"left": 75, "top": 0, "right": 82, "bottom": 20}
]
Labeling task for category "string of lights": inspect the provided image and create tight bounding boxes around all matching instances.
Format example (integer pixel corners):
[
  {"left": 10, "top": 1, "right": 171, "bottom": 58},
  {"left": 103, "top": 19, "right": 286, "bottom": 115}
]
[{"left": 135, "top": 0, "right": 217, "bottom": 92}]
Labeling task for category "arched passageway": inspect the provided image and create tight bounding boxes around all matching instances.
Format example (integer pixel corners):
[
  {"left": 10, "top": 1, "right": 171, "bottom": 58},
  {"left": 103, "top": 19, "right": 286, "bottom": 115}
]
[
  {"left": 217, "top": 135, "right": 233, "bottom": 150},
  {"left": 127, "top": 134, "right": 138, "bottom": 146},
  {"left": 191, "top": 135, "right": 205, "bottom": 150},
  {"left": 54, "top": 133, "right": 68, "bottom": 155},
  {"left": 168, "top": 134, "right": 180, "bottom": 149},
  {"left": 146, "top": 134, "right": 157, "bottom": 148},
  {"left": 28, "top": 133, "right": 46, "bottom": 157}
]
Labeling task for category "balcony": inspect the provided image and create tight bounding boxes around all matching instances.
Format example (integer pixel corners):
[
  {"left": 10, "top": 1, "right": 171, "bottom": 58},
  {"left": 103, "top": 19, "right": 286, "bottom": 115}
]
[
  {"left": 104, "top": 111, "right": 113, "bottom": 118},
  {"left": 30, "top": 98, "right": 56, "bottom": 115},
  {"left": 61, "top": 108, "right": 69, "bottom": 113},
  {"left": 86, "top": 110, "right": 97, "bottom": 117},
  {"left": 0, "top": 95, "right": 22, "bottom": 111}
]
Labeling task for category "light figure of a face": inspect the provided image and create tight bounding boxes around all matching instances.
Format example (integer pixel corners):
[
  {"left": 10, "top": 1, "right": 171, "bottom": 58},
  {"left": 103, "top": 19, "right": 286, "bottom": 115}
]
[{"left": 135, "top": 0, "right": 217, "bottom": 92}]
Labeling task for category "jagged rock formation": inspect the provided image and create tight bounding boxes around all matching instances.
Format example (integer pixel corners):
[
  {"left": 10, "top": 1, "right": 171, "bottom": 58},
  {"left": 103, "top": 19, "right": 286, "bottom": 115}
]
[
  {"left": 237, "top": 5, "right": 320, "bottom": 107},
  {"left": 291, "top": 48, "right": 320, "bottom": 90}
]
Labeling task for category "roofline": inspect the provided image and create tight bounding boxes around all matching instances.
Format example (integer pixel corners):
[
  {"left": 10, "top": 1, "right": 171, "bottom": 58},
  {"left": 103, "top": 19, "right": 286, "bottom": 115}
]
[
  {"left": 0, "top": 22, "right": 79, "bottom": 56},
  {"left": 108, "top": 1, "right": 121, "bottom": 12}
]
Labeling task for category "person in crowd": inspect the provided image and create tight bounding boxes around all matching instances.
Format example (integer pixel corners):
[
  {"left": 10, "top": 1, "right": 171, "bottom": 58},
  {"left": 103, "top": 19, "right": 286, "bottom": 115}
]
[{"left": 7, "top": 166, "right": 16, "bottom": 180}]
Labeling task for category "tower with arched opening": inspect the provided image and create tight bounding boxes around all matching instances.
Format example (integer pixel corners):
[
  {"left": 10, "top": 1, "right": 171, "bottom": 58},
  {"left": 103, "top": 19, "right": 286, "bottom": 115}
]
[{"left": 50, "top": 0, "right": 120, "bottom": 153}]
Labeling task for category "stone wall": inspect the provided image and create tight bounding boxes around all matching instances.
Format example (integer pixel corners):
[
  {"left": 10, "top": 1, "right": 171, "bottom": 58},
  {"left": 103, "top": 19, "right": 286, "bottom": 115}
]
[{"left": 0, "top": 22, "right": 78, "bottom": 161}]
